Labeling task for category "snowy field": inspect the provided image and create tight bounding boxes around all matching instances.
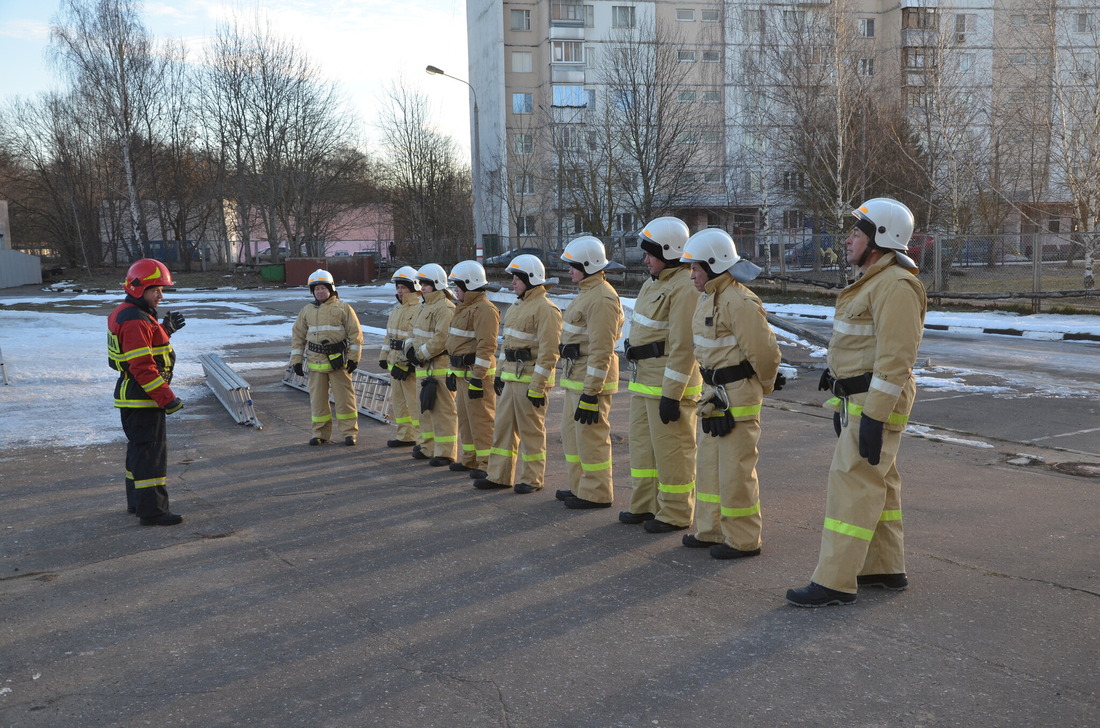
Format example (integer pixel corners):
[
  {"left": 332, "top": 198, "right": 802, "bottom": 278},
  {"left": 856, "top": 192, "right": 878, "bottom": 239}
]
[{"left": 1, "top": 283, "right": 1098, "bottom": 449}]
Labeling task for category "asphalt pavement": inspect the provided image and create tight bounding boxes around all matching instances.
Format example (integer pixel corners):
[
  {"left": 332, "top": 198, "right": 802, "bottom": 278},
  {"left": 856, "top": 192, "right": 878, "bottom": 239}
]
[{"left": 2, "top": 309, "right": 1099, "bottom": 727}]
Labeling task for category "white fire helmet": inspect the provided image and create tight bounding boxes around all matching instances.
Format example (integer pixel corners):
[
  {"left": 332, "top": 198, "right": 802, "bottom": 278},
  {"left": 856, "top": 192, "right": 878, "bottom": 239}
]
[
  {"left": 506, "top": 254, "right": 548, "bottom": 287},
  {"left": 639, "top": 217, "right": 690, "bottom": 263},
  {"left": 681, "top": 228, "right": 763, "bottom": 283},
  {"left": 562, "top": 235, "right": 626, "bottom": 275},
  {"left": 391, "top": 266, "right": 421, "bottom": 291},
  {"left": 416, "top": 263, "right": 450, "bottom": 292},
  {"left": 853, "top": 198, "right": 915, "bottom": 251},
  {"left": 448, "top": 260, "right": 491, "bottom": 291},
  {"left": 307, "top": 269, "right": 335, "bottom": 293}
]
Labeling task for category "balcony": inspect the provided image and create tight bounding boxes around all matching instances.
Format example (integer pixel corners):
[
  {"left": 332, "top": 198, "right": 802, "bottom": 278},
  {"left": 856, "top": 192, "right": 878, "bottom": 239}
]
[{"left": 902, "top": 28, "right": 939, "bottom": 47}]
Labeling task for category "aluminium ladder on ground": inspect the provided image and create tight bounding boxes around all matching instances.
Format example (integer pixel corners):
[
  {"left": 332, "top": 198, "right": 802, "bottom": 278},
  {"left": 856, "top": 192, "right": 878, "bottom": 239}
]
[
  {"left": 200, "top": 353, "right": 263, "bottom": 429},
  {"left": 281, "top": 367, "right": 393, "bottom": 424}
]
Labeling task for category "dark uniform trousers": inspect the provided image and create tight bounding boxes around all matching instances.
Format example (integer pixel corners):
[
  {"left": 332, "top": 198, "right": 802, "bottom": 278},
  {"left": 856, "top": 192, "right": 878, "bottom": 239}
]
[{"left": 122, "top": 407, "right": 170, "bottom": 518}]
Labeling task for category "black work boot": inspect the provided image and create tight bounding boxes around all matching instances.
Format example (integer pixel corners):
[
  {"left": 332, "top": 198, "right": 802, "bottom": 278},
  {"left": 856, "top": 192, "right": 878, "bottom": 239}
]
[
  {"left": 709, "top": 543, "right": 762, "bottom": 560},
  {"left": 473, "top": 478, "right": 510, "bottom": 490},
  {"left": 513, "top": 483, "right": 542, "bottom": 494},
  {"left": 786, "top": 582, "right": 857, "bottom": 607},
  {"left": 564, "top": 496, "right": 612, "bottom": 509},
  {"left": 644, "top": 519, "right": 688, "bottom": 533},
  {"left": 618, "top": 511, "right": 655, "bottom": 525},
  {"left": 857, "top": 573, "right": 909, "bottom": 591}
]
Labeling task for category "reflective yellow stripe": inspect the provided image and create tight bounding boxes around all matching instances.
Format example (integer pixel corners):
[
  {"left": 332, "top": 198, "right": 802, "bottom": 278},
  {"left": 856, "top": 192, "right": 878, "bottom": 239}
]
[
  {"left": 561, "top": 378, "right": 584, "bottom": 391},
  {"left": 581, "top": 459, "right": 612, "bottom": 472},
  {"left": 684, "top": 384, "right": 702, "bottom": 397},
  {"left": 491, "top": 447, "right": 516, "bottom": 458},
  {"left": 501, "top": 372, "right": 533, "bottom": 383},
  {"left": 141, "top": 376, "right": 166, "bottom": 392},
  {"left": 133, "top": 475, "right": 167, "bottom": 489},
  {"left": 729, "top": 403, "right": 762, "bottom": 417},
  {"left": 521, "top": 451, "right": 546, "bottom": 462},
  {"left": 417, "top": 368, "right": 449, "bottom": 377},
  {"left": 721, "top": 501, "right": 761, "bottom": 518},
  {"left": 335, "top": 412, "right": 357, "bottom": 420},
  {"left": 632, "top": 468, "right": 659, "bottom": 478},
  {"left": 435, "top": 435, "right": 457, "bottom": 443},
  {"left": 565, "top": 453, "right": 581, "bottom": 463},
  {"left": 880, "top": 509, "right": 903, "bottom": 521},
  {"left": 115, "top": 398, "right": 160, "bottom": 408},
  {"left": 312, "top": 414, "right": 332, "bottom": 423},
  {"left": 697, "top": 492, "right": 720, "bottom": 504},
  {"left": 421, "top": 431, "right": 435, "bottom": 441},
  {"left": 577, "top": 400, "right": 598, "bottom": 411},
  {"left": 476, "top": 447, "right": 491, "bottom": 457},
  {"left": 462, "top": 443, "right": 476, "bottom": 452},
  {"left": 395, "top": 416, "right": 413, "bottom": 424},
  {"left": 824, "top": 517, "right": 875, "bottom": 541},
  {"left": 659, "top": 481, "right": 695, "bottom": 494},
  {"left": 628, "top": 382, "right": 663, "bottom": 395},
  {"left": 826, "top": 398, "right": 910, "bottom": 427}
]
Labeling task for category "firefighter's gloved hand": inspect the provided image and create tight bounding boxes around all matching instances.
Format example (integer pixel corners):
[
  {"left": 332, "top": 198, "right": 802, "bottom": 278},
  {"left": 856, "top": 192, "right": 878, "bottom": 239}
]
[
  {"left": 574, "top": 393, "right": 600, "bottom": 425},
  {"left": 706, "top": 409, "right": 734, "bottom": 438},
  {"left": 468, "top": 378, "right": 484, "bottom": 399},
  {"left": 773, "top": 372, "right": 787, "bottom": 391},
  {"left": 390, "top": 364, "right": 410, "bottom": 381},
  {"left": 164, "top": 398, "right": 184, "bottom": 415},
  {"left": 379, "top": 358, "right": 388, "bottom": 371},
  {"left": 293, "top": 362, "right": 304, "bottom": 377},
  {"left": 406, "top": 347, "right": 421, "bottom": 367},
  {"left": 445, "top": 373, "right": 458, "bottom": 392},
  {"left": 162, "top": 311, "right": 185, "bottom": 335},
  {"left": 526, "top": 389, "right": 545, "bottom": 408},
  {"left": 494, "top": 376, "right": 505, "bottom": 396},
  {"left": 818, "top": 369, "right": 831, "bottom": 391},
  {"left": 420, "top": 377, "right": 438, "bottom": 413},
  {"left": 858, "top": 415, "right": 884, "bottom": 465},
  {"left": 658, "top": 396, "right": 681, "bottom": 424},
  {"left": 833, "top": 411, "right": 842, "bottom": 437},
  {"left": 346, "top": 360, "right": 357, "bottom": 373}
]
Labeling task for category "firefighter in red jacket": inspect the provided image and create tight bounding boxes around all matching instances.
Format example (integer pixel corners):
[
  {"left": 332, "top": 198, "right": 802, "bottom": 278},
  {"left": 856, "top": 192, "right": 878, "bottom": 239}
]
[{"left": 107, "top": 259, "right": 186, "bottom": 526}]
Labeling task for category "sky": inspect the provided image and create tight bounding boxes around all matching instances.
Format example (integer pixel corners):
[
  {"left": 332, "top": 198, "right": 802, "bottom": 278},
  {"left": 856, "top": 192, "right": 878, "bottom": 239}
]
[
  {"left": 0, "top": 0, "right": 474, "bottom": 151},
  {"left": 2, "top": 282, "right": 1099, "bottom": 451}
]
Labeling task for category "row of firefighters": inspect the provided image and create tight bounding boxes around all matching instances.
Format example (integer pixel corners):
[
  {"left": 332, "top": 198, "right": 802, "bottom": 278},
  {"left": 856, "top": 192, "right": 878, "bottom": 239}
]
[{"left": 287, "top": 198, "right": 928, "bottom": 607}]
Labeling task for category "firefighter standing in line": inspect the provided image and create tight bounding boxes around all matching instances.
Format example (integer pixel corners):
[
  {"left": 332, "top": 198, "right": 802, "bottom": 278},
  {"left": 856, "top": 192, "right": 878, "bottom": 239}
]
[
  {"left": 289, "top": 269, "right": 363, "bottom": 446},
  {"left": 381, "top": 266, "right": 422, "bottom": 449},
  {"left": 680, "top": 229, "right": 783, "bottom": 559},
  {"left": 621, "top": 217, "right": 703, "bottom": 533},
  {"left": 107, "top": 258, "right": 186, "bottom": 526},
  {"left": 406, "top": 263, "right": 459, "bottom": 466},
  {"left": 446, "top": 261, "right": 501, "bottom": 480},
  {"left": 555, "top": 236, "right": 625, "bottom": 510},
  {"left": 787, "top": 198, "right": 927, "bottom": 607},
  {"left": 473, "top": 255, "right": 562, "bottom": 493}
]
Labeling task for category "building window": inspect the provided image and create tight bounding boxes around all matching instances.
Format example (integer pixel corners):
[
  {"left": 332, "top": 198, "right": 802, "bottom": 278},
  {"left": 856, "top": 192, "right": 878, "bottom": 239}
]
[
  {"left": 510, "top": 9, "right": 531, "bottom": 31},
  {"left": 1008, "top": 53, "right": 1028, "bottom": 65},
  {"left": 614, "top": 213, "right": 635, "bottom": 232},
  {"left": 858, "top": 58, "right": 874, "bottom": 76},
  {"left": 517, "top": 215, "right": 537, "bottom": 236},
  {"left": 558, "top": 125, "right": 583, "bottom": 149},
  {"left": 551, "top": 0, "right": 593, "bottom": 26},
  {"left": 676, "top": 130, "right": 698, "bottom": 144},
  {"left": 678, "top": 49, "right": 697, "bottom": 62},
  {"left": 702, "top": 130, "right": 721, "bottom": 144},
  {"left": 960, "top": 53, "right": 974, "bottom": 73},
  {"left": 782, "top": 210, "right": 803, "bottom": 229},
  {"left": 678, "top": 90, "right": 696, "bottom": 103},
  {"left": 783, "top": 10, "right": 804, "bottom": 30},
  {"left": 702, "top": 90, "right": 721, "bottom": 103},
  {"left": 903, "top": 8, "right": 937, "bottom": 29},
  {"left": 612, "top": 6, "right": 636, "bottom": 28},
  {"left": 552, "top": 85, "right": 588, "bottom": 107},
  {"left": 512, "top": 93, "right": 533, "bottom": 114},
  {"left": 744, "top": 9, "right": 765, "bottom": 35},
  {"left": 702, "top": 50, "right": 721, "bottom": 63},
  {"left": 613, "top": 89, "right": 635, "bottom": 110},
  {"left": 1010, "top": 14, "right": 1027, "bottom": 27},
  {"left": 676, "top": 9, "right": 695, "bottom": 22},
  {"left": 783, "top": 171, "right": 805, "bottom": 190},
  {"left": 858, "top": 18, "right": 875, "bottom": 38},
  {"left": 904, "top": 48, "right": 936, "bottom": 69},
  {"left": 511, "top": 51, "right": 533, "bottom": 73},
  {"left": 513, "top": 174, "right": 535, "bottom": 195},
  {"left": 552, "top": 40, "right": 585, "bottom": 64},
  {"left": 704, "top": 170, "right": 721, "bottom": 183},
  {"left": 701, "top": 8, "right": 719, "bottom": 23},
  {"left": 955, "top": 13, "right": 976, "bottom": 42},
  {"left": 1076, "top": 13, "right": 1092, "bottom": 33},
  {"left": 513, "top": 133, "right": 533, "bottom": 155}
]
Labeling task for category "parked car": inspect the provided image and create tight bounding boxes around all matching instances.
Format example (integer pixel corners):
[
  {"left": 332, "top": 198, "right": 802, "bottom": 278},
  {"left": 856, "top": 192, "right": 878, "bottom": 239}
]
[{"left": 485, "top": 246, "right": 544, "bottom": 267}]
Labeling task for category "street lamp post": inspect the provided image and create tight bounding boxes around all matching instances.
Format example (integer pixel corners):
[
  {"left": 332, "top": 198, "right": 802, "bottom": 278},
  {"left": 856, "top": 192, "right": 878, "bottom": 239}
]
[{"left": 426, "top": 64, "right": 483, "bottom": 263}]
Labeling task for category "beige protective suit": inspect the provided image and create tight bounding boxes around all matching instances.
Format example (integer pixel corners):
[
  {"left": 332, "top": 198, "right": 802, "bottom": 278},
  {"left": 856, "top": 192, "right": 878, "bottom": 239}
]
[
  {"left": 384, "top": 290, "right": 422, "bottom": 444},
  {"left": 290, "top": 293, "right": 363, "bottom": 441},
  {"left": 409, "top": 289, "right": 457, "bottom": 460},
  {"left": 446, "top": 290, "right": 500, "bottom": 471}
]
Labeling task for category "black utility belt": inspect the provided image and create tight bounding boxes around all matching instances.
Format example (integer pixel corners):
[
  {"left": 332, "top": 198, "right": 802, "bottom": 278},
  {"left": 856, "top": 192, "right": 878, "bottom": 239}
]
[
  {"left": 504, "top": 348, "right": 531, "bottom": 362},
  {"left": 307, "top": 340, "right": 347, "bottom": 355},
  {"left": 389, "top": 338, "right": 405, "bottom": 351},
  {"left": 821, "top": 371, "right": 871, "bottom": 397},
  {"left": 624, "top": 339, "right": 665, "bottom": 361},
  {"left": 558, "top": 343, "right": 581, "bottom": 359},
  {"left": 700, "top": 361, "right": 755, "bottom": 386},
  {"left": 449, "top": 353, "right": 476, "bottom": 368}
]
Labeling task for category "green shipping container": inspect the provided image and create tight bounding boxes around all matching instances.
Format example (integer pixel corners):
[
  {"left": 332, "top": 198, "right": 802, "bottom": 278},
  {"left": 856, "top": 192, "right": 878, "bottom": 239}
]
[{"left": 261, "top": 264, "right": 286, "bottom": 283}]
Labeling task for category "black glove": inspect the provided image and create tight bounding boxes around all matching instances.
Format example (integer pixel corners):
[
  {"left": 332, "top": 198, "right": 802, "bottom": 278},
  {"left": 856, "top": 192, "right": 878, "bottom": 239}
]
[
  {"left": 406, "top": 347, "right": 421, "bottom": 367},
  {"left": 379, "top": 358, "right": 388, "bottom": 371},
  {"left": 293, "top": 362, "right": 304, "bottom": 377},
  {"left": 162, "top": 311, "right": 185, "bottom": 335},
  {"left": 833, "top": 411, "right": 842, "bottom": 437},
  {"left": 494, "top": 376, "right": 505, "bottom": 396},
  {"left": 164, "top": 398, "right": 183, "bottom": 414},
  {"left": 445, "top": 373, "right": 458, "bottom": 392},
  {"left": 420, "top": 377, "right": 438, "bottom": 413},
  {"left": 658, "top": 396, "right": 681, "bottom": 424},
  {"left": 773, "top": 372, "right": 787, "bottom": 391},
  {"left": 390, "top": 364, "right": 410, "bottom": 381},
  {"left": 346, "top": 360, "right": 357, "bottom": 373},
  {"left": 468, "top": 378, "right": 484, "bottom": 399},
  {"left": 574, "top": 393, "right": 599, "bottom": 425},
  {"left": 858, "top": 415, "right": 884, "bottom": 466},
  {"left": 707, "top": 409, "right": 734, "bottom": 437},
  {"left": 526, "top": 389, "right": 545, "bottom": 408},
  {"left": 818, "top": 369, "right": 831, "bottom": 391}
]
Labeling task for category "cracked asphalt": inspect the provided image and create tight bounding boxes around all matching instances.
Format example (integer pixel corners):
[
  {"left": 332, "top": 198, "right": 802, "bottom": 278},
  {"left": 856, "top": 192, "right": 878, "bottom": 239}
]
[{"left": 1, "top": 321, "right": 1098, "bottom": 727}]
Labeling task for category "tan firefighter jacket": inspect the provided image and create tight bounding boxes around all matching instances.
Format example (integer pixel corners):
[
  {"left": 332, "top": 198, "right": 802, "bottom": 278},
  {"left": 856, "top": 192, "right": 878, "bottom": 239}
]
[
  {"left": 446, "top": 290, "right": 500, "bottom": 380},
  {"left": 626, "top": 265, "right": 703, "bottom": 402},
  {"left": 691, "top": 274, "right": 781, "bottom": 421},
  {"left": 409, "top": 289, "right": 456, "bottom": 377},
  {"left": 290, "top": 294, "right": 363, "bottom": 372},
  {"left": 384, "top": 290, "right": 421, "bottom": 374},
  {"left": 824, "top": 251, "right": 927, "bottom": 431},
  {"left": 498, "top": 285, "right": 562, "bottom": 395},
  {"left": 560, "top": 272, "right": 624, "bottom": 396}
]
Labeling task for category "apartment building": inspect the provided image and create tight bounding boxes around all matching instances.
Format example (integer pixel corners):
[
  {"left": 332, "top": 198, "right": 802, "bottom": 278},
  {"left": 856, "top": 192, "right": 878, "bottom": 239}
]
[{"left": 467, "top": 1, "right": 1100, "bottom": 252}]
